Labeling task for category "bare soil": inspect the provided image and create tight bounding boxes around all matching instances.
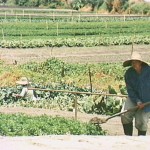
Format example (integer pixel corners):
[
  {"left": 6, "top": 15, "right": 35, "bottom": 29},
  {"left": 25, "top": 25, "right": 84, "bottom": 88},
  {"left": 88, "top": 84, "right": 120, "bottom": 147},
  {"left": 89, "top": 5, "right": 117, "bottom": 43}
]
[{"left": 0, "top": 45, "right": 150, "bottom": 64}]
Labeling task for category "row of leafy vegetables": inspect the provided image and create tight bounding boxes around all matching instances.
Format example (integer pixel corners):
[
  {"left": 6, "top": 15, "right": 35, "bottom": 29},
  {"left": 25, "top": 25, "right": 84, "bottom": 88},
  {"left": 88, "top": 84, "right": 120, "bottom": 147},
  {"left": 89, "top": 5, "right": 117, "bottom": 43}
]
[{"left": 0, "top": 81, "right": 126, "bottom": 115}]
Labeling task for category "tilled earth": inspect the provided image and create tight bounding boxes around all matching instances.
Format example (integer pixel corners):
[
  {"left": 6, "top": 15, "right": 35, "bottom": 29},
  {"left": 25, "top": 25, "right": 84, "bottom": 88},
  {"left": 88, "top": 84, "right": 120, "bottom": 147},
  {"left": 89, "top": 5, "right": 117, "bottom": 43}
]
[{"left": 0, "top": 45, "right": 150, "bottom": 64}]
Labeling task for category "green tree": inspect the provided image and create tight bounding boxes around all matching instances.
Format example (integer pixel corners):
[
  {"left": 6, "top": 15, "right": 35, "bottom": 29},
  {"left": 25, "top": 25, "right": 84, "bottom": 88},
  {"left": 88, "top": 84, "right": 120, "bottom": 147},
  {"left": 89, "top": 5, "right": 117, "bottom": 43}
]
[
  {"left": 15, "top": 0, "right": 29, "bottom": 6},
  {"left": 71, "top": 0, "right": 85, "bottom": 10},
  {"left": 0, "top": 0, "right": 7, "bottom": 4},
  {"left": 86, "top": 0, "right": 104, "bottom": 11}
]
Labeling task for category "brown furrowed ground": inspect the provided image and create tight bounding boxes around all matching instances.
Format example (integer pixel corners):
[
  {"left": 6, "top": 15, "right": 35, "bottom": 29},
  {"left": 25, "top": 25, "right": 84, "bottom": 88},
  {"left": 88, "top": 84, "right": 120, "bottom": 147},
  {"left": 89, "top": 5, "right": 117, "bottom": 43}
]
[{"left": 0, "top": 45, "right": 150, "bottom": 65}]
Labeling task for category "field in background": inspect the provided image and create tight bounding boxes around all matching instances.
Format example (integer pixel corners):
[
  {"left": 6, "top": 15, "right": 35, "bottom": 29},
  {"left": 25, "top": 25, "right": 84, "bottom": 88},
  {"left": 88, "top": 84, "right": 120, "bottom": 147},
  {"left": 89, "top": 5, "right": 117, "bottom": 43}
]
[{"left": 0, "top": 7, "right": 149, "bottom": 49}]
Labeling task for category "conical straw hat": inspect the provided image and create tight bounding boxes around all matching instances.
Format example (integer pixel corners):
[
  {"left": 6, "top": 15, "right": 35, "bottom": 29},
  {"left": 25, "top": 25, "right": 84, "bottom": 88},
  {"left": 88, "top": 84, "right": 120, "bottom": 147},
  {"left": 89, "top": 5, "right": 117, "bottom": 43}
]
[
  {"left": 123, "top": 51, "right": 148, "bottom": 67},
  {"left": 16, "top": 77, "right": 29, "bottom": 85}
]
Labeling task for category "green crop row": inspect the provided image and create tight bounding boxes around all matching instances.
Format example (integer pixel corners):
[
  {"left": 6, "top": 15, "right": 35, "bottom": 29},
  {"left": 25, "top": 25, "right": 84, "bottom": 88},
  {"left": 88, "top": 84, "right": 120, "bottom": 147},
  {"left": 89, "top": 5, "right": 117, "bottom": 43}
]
[
  {"left": 0, "top": 35, "right": 149, "bottom": 48},
  {"left": 0, "top": 113, "right": 106, "bottom": 136},
  {"left": 0, "top": 21, "right": 149, "bottom": 47},
  {"left": 0, "top": 15, "right": 149, "bottom": 22},
  {"left": 0, "top": 58, "right": 126, "bottom": 115},
  {"left": 1, "top": 26, "right": 149, "bottom": 37},
  {"left": 0, "top": 21, "right": 149, "bottom": 32}
]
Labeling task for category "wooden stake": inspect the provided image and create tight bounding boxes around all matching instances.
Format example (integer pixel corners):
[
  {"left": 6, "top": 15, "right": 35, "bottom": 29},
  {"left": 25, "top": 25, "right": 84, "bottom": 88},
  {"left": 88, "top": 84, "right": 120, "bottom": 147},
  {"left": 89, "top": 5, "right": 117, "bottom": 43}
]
[
  {"left": 88, "top": 67, "right": 93, "bottom": 93},
  {"left": 56, "top": 22, "right": 58, "bottom": 36},
  {"left": 131, "top": 41, "right": 134, "bottom": 54},
  {"left": 2, "top": 29, "right": 4, "bottom": 40},
  {"left": 74, "top": 94, "right": 77, "bottom": 120}
]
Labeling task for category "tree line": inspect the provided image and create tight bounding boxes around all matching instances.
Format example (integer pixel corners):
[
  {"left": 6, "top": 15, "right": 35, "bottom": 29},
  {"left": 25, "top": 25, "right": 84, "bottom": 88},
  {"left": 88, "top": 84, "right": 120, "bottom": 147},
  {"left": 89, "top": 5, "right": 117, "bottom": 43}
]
[{"left": 0, "top": 0, "right": 150, "bottom": 14}]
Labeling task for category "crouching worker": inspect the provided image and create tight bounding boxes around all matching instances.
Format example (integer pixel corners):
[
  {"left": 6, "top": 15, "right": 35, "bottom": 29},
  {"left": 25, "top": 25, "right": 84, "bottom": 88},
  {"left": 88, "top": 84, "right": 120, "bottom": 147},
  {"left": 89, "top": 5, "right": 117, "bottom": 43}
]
[
  {"left": 121, "top": 51, "right": 150, "bottom": 136},
  {"left": 13, "top": 77, "right": 37, "bottom": 101}
]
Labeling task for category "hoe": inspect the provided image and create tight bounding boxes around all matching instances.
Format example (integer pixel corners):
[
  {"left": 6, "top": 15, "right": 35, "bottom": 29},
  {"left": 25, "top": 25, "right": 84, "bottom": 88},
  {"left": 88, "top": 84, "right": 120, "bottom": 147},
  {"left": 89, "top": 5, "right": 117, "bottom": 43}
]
[{"left": 89, "top": 101, "right": 150, "bottom": 124}]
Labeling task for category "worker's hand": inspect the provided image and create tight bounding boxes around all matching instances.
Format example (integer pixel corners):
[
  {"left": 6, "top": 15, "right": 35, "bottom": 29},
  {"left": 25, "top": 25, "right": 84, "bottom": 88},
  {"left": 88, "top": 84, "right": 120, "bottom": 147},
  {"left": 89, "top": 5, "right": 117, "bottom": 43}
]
[{"left": 137, "top": 102, "right": 145, "bottom": 109}]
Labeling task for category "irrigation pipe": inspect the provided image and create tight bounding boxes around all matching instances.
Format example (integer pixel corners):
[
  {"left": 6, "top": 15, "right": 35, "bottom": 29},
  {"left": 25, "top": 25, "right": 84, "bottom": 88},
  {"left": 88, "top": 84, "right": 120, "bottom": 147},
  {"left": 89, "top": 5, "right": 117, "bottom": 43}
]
[{"left": 28, "top": 88, "right": 127, "bottom": 97}]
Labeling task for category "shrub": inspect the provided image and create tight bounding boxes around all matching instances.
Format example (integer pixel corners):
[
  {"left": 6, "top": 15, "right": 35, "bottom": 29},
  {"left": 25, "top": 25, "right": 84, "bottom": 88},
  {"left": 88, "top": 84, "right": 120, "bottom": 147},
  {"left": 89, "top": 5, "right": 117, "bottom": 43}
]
[{"left": 129, "top": 2, "right": 150, "bottom": 15}]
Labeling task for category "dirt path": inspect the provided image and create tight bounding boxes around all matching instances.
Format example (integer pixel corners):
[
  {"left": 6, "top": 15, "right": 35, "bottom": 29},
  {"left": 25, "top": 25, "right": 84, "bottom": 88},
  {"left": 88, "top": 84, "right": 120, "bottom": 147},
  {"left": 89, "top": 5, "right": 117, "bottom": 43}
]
[
  {"left": 0, "top": 45, "right": 150, "bottom": 64},
  {"left": 1, "top": 135, "right": 150, "bottom": 150}
]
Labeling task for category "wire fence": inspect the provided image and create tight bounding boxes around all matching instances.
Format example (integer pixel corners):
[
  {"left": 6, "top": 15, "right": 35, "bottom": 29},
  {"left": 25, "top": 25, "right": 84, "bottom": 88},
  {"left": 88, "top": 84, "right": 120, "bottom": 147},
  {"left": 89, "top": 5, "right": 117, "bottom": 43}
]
[{"left": 0, "top": 7, "right": 149, "bottom": 22}]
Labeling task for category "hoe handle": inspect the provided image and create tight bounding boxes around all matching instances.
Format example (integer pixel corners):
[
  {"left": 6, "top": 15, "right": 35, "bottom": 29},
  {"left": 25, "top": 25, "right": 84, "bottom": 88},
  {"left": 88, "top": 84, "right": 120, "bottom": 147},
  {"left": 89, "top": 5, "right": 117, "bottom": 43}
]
[{"left": 106, "top": 101, "right": 150, "bottom": 121}]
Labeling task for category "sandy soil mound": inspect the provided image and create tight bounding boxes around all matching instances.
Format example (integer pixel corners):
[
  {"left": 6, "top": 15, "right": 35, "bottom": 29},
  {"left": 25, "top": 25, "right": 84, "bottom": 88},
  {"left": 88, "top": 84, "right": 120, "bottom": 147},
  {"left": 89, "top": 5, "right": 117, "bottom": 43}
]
[{"left": 0, "top": 135, "right": 150, "bottom": 150}]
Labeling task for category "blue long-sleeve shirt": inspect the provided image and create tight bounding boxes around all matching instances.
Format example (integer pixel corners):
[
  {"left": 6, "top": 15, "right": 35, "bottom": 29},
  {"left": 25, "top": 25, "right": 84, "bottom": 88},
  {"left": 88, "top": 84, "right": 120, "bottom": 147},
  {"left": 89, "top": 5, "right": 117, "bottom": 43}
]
[{"left": 125, "top": 65, "right": 150, "bottom": 112}]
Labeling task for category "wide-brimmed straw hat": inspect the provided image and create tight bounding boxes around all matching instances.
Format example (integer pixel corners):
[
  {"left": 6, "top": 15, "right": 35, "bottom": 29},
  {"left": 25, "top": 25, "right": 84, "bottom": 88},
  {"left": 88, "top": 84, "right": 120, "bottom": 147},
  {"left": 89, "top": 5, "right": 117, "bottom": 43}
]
[
  {"left": 123, "top": 51, "right": 148, "bottom": 67},
  {"left": 16, "top": 77, "right": 29, "bottom": 85}
]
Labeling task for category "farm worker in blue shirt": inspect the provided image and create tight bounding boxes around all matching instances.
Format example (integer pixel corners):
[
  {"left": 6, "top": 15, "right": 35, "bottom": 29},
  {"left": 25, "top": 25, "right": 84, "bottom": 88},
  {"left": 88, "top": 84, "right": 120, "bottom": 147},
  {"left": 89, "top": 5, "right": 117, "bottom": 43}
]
[{"left": 121, "top": 51, "right": 150, "bottom": 136}]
